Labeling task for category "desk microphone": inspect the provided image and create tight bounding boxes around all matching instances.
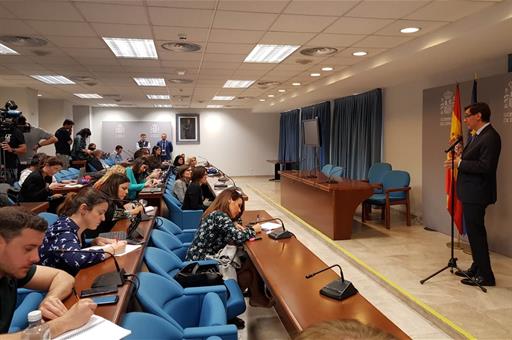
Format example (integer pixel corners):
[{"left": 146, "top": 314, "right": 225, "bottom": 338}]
[
  {"left": 445, "top": 135, "right": 463, "bottom": 153},
  {"left": 305, "top": 264, "right": 357, "bottom": 301},
  {"left": 250, "top": 217, "right": 294, "bottom": 240},
  {"left": 51, "top": 248, "right": 126, "bottom": 288},
  {"left": 208, "top": 164, "right": 229, "bottom": 187},
  {"left": 196, "top": 155, "right": 210, "bottom": 167}
]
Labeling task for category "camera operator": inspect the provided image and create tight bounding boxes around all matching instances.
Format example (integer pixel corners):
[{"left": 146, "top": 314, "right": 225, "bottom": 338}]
[
  {"left": 16, "top": 116, "right": 58, "bottom": 173},
  {"left": 0, "top": 128, "right": 26, "bottom": 185}
]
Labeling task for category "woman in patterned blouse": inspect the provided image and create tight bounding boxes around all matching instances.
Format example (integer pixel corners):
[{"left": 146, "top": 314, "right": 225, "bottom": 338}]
[
  {"left": 38, "top": 187, "right": 127, "bottom": 276},
  {"left": 186, "top": 188, "right": 272, "bottom": 308}
]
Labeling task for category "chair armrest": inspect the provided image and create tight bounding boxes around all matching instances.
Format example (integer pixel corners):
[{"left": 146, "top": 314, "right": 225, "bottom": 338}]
[
  {"left": 184, "top": 285, "right": 227, "bottom": 297},
  {"left": 385, "top": 187, "right": 411, "bottom": 193},
  {"left": 361, "top": 179, "right": 369, "bottom": 183},
  {"left": 183, "top": 325, "right": 238, "bottom": 340},
  {"left": 182, "top": 259, "right": 219, "bottom": 267}
]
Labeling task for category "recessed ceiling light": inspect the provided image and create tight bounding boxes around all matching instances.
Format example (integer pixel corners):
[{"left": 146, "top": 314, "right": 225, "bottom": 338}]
[
  {"left": 292, "top": 82, "right": 301, "bottom": 86},
  {"left": 310, "top": 73, "right": 321, "bottom": 77},
  {"left": 146, "top": 94, "right": 170, "bottom": 100},
  {"left": 177, "top": 70, "right": 186, "bottom": 76},
  {"left": 0, "top": 43, "right": 18, "bottom": 55},
  {"left": 154, "top": 104, "right": 172, "bottom": 108},
  {"left": 321, "top": 66, "right": 334, "bottom": 71},
  {"left": 400, "top": 27, "right": 420, "bottom": 34},
  {"left": 259, "top": 99, "right": 266, "bottom": 102},
  {"left": 278, "top": 89, "right": 286, "bottom": 93},
  {"left": 244, "top": 44, "right": 300, "bottom": 63},
  {"left": 31, "top": 75, "right": 75, "bottom": 84},
  {"left": 37, "top": 93, "right": 42, "bottom": 97},
  {"left": 207, "top": 105, "right": 223, "bottom": 108},
  {"left": 223, "top": 80, "right": 255, "bottom": 88},
  {"left": 133, "top": 77, "right": 166, "bottom": 87},
  {"left": 74, "top": 93, "right": 102, "bottom": 99},
  {"left": 267, "top": 94, "right": 275, "bottom": 98},
  {"left": 103, "top": 37, "right": 158, "bottom": 59},
  {"left": 352, "top": 51, "right": 368, "bottom": 56},
  {"left": 212, "top": 96, "right": 235, "bottom": 101},
  {"left": 98, "top": 103, "right": 118, "bottom": 107}
]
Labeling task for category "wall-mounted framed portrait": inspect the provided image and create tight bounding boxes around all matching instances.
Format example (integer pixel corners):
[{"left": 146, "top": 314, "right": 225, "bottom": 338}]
[{"left": 176, "top": 114, "right": 200, "bottom": 145}]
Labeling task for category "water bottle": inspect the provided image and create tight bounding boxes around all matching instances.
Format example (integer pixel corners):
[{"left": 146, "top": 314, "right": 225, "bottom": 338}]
[{"left": 22, "top": 310, "right": 51, "bottom": 340}]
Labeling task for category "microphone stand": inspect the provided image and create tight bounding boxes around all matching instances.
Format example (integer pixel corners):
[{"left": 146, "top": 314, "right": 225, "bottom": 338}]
[
  {"left": 305, "top": 264, "right": 358, "bottom": 300},
  {"left": 250, "top": 217, "right": 294, "bottom": 240},
  {"left": 420, "top": 137, "right": 486, "bottom": 292},
  {"left": 52, "top": 248, "right": 126, "bottom": 287}
]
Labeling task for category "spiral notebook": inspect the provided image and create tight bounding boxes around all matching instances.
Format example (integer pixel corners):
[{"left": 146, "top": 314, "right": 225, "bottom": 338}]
[{"left": 54, "top": 315, "right": 131, "bottom": 340}]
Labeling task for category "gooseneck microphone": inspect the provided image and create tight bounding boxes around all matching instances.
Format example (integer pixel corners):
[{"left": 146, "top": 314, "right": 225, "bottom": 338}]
[
  {"left": 51, "top": 248, "right": 126, "bottom": 287},
  {"left": 305, "top": 264, "right": 357, "bottom": 301},
  {"left": 250, "top": 217, "right": 294, "bottom": 240},
  {"left": 445, "top": 135, "right": 463, "bottom": 153}
]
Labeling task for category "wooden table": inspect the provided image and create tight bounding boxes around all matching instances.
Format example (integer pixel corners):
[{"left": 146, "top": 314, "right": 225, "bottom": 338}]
[
  {"left": 266, "top": 159, "right": 296, "bottom": 181},
  {"left": 207, "top": 175, "right": 248, "bottom": 201},
  {"left": 139, "top": 187, "right": 164, "bottom": 216},
  {"left": 19, "top": 201, "right": 49, "bottom": 213},
  {"left": 63, "top": 216, "right": 155, "bottom": 323},
  {"left": 280, "top": 170, "right": 372, "bottom": 240},
  {"left": 243, "top": 210, "right": 408, "bottom": 339}
]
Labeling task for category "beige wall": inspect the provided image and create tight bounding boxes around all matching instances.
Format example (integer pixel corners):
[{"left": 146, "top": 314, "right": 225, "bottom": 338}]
[{"left": 0, "top": 87, "right": 38, "bottom": 125}]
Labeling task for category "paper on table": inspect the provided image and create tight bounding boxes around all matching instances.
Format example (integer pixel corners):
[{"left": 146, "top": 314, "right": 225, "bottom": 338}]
[
  {"left": 260, "top": 222, "right": 282, "bottom": 231},
  {"left": 64, "top": 183, "right": 84, "bottom": 188},
  {"left": 84, "top": 244, "right": 142, "bottom": 257},
  {"left": 54, "top": 315, "right": 131, "bottom": 340}
]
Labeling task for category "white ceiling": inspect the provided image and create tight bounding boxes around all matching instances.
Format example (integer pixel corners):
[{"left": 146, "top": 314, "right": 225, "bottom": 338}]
[{"left": 0, "top": 0, "right": 508, "bottom": 112}]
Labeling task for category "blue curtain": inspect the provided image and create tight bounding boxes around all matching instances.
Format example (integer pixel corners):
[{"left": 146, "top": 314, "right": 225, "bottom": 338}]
[
  {"left": 278, "top": 109, "right": 300, "bottom": 167},
  {"left": 332, "top": 89, "right": 382, "bottom": 179},
  {"left": 300, "top": 101, "right": 331, "bottom": 171}
]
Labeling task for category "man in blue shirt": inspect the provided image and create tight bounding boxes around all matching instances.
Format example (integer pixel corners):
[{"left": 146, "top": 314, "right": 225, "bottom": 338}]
[
  {"left": 156, "top": 133, "right": 173, "bottom": 161},
  {"left": 110, "top": 145, "right": 124, "bottom": 164}
]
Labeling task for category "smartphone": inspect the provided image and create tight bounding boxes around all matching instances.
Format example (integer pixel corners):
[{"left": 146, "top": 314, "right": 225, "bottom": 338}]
[
  {"left": 80, "top": 285, "right": 118, "bottom": 298},
  {"left": 91, "top": 294, "right": 119, "bottom": 305}
]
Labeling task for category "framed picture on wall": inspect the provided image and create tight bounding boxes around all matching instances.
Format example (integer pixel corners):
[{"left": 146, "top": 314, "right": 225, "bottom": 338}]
[{"left": 176, "top": 114, "right": 200, "bottom": 144}]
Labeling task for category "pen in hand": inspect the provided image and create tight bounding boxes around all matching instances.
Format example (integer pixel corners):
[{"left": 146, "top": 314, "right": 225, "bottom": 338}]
[{"left": 72, "top": 287, "right": 80, "bottom": 302}]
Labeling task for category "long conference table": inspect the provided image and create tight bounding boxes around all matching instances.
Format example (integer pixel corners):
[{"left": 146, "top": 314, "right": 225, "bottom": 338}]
[
  {"left": 243, "top": 210, "right": 408, "bottom": 339},
  {"left": 280, "top": 170, "right": 373, "bottom": 240}
]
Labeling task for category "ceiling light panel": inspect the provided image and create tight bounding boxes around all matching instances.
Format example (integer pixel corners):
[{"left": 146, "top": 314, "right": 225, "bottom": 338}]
[
  {"left": 244, "top": 44, "right": 300, "bottom": 63},
  {"left": 0, "top": 43, "right": 19, "bottom": 55},
  {"left": 147, "top": 94, "right": 170, "bottom": 99},
  {"left": 223, "top": 80, "right": 255, "bottom": 88},
  {"left": 207, "top": 105, "right": 223, "bottom": 108},
  {"left": 154, "top": 104, "right": 172, "bottom": 108},
  {"left": 212, "top": 96, "right": 235, "bottom": 101},
  {"left": 98, "top": 103, "right": 119, "bottom": 107},
  {"left": 133, "top": 77, "right": 166, "bottom": 86},
  {"left": 31, "top": 75, "right": 75, "bottom": 84},
  {"left": 103, "top": 37, "right": 158, "bottom": 59},
  {"left": 74, "top": 93, "right": 103, "bottom": 98}
]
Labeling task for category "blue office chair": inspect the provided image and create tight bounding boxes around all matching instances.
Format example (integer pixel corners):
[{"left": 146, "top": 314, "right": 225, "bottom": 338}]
[
  {"left": 321, "top": 164, "right": 333, "bottom": 176},
  {"left": 150, "top": 229, "right": 191, "bottom": 261},
  {"left": 163, "top": 193, "right": 202, "bottom": 229},
  {"left": 38, "top": 212, "right": 58, "bottom": 226},
  {"left": 144, "top": 247, "right": 246, "bottom": 320},
  {"left": 362, "top": 170, "right": 411, "bottom": 228},
  {"left": 9, "top": 289, "right": 45, "bottom": 333},
  {"left": 135, "top": 273, "right": 237, "bottom": 340},
  {"left": 155, "top": 216, "right": 197, "bottom": 243},
  {"left": 367, "top": 162, "right": 392, "bottom": 194},
  {"left": 330, "top": 166, "right": 344, "bottom": 177}
]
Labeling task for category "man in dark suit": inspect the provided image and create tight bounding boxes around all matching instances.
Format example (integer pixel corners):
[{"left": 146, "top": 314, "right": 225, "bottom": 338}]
[{"left": 445, "top": 102, "right": 501, "bottom": 286}]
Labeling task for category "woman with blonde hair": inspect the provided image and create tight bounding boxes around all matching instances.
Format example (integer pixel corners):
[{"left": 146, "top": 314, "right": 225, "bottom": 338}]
[{"left": 93, "top": 164, "right": 126, "bottom": 189}]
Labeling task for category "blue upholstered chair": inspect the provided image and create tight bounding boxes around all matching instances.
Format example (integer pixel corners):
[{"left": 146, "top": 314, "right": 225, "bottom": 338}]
[
  {"left": 9, "top": 289, "right": 45, "bottom": 332},
  {"left": 362, "top": 170, "right": 411, "bottom": 228},
  {"left": 135, "top": 273, "right": 237, "bottom": 340},
  {"left": 330, "top": 166, "right": 344, "bottom": 177},
  {"left": 121, "top": 312, "right": 236, "bottom": 340},
  {"left": 150, "top": 229, "right": 191, "bottom": 261},
  {"left": 163, "top": 193, "right": 202, "bottom": 229},
  {"left": 144, "top": 247, "right": 246, "bottom": 320},
  {"left": 367, "top": 162, "right": 392, "bottom": 194},
  {"left": 155, "top": 216, "right": 197, "bottom": 243},
  {"left": 38, "top": 212, "right": 58, "bottom": 226},
  {"left": 321, "top": 164, "right": 333, "bottom": 176}
]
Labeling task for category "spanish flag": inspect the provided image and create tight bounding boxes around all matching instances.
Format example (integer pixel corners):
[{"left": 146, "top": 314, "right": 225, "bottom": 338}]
[{"left": 445, "top": 84, "right": 464, "bottom": 234}]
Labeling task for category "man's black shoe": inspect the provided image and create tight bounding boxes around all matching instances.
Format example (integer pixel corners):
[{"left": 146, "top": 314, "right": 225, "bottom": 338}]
[
  {"left": 228, "top": 317, "right": 245, "bottom": 329},
  {"left": 461, "top": 276, "right": 495, "bottom": 287},
  {"left": 455, "top": 269, "right": 475, "bottom": 278}
]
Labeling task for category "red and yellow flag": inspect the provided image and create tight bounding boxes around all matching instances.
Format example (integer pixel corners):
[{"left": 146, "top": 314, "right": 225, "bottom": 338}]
[{"left": 445, "top": 84, "right": 464, "bottom": 234}]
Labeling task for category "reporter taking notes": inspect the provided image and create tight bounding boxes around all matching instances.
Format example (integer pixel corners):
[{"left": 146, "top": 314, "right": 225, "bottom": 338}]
[
  {"left": 0, "top": 207, "right": 96, "bottom": 337},
  {"left": 38, "top": 188, "right": 126, "bottom": 276}
]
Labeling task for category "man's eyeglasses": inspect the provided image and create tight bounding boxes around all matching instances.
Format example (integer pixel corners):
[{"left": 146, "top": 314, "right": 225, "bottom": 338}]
[{"left": 464, "top": 112, "right": 478, "bottom": 118}]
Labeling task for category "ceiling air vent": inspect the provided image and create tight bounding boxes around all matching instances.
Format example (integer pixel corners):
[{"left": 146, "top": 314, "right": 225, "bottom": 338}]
[
  {"left": 168, "top": 78, "right": 193, "bottom": 84},
  {"left": 300, "top": 47, "right": 338, "bottom": 57},
  {"left": 295, "top": 59, "right": 313, "bottom": 65},
  {"left": 0, "top": 35, "right": 47, "bottom": 47},
  {"left": 256, "top": 81, "right": 281, "bottom": 89},
  {"left": 161, "top": 42, "right": 201, "bottom": 52},
  {"left": 70, "top": 76, "right": 97, "bottom": 86},
  {"left": 236, "top": 96, "right": 254, "bottom": 100},
  {"left": 31, "top": 50, "right": 51, "bottom": 57}
]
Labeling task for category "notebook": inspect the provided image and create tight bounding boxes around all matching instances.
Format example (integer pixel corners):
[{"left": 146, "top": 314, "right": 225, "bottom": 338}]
[{"left": 54, "top": 315, "right": 131, "bottom": 340}]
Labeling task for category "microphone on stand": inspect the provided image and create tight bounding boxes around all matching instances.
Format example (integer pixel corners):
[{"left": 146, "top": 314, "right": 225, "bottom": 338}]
[
  {"left": 445, "top": 135, "right": 463, "bottom": 153},
  {"left": 51, "top": 248, "right": 126, "bottom": 288},
  {"left": 208, "top": 164, "right": 229, "bottom": 188},
  {"left": 249, "top": 217, "right": 294, "bottom": 240},
  {"left": 196, "top": 155, "right": 210, "bottom": 167},
  {"left": 305, "top": 264, "right": 358, "bottom": 301}
]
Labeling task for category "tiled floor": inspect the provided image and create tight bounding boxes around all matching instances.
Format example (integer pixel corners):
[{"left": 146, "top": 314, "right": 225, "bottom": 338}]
[{"left": 236, "top": 176, "right": 512, "bottom": 340}]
